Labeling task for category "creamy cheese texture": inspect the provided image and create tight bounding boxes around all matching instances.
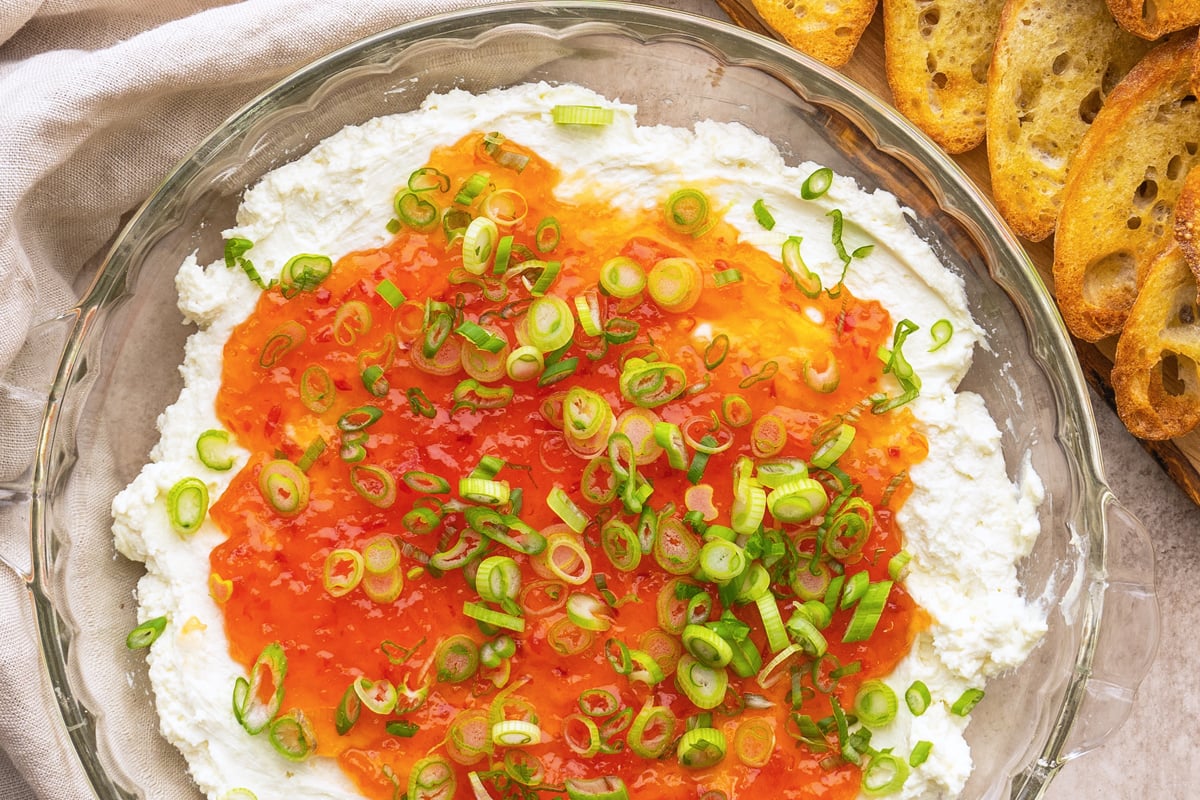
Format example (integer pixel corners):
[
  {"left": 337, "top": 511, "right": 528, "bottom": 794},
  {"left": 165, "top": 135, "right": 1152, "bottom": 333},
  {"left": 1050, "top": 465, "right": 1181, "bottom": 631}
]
[{"left": 111, "top": 82, "right": 1046, "bottom": 800}]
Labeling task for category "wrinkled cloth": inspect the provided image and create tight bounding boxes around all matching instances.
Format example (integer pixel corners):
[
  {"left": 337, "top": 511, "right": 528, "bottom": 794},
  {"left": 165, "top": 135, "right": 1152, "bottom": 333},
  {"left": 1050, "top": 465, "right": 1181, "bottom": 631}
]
[{"left": 0, "top": 2, "right": 482, "bottom": 797}]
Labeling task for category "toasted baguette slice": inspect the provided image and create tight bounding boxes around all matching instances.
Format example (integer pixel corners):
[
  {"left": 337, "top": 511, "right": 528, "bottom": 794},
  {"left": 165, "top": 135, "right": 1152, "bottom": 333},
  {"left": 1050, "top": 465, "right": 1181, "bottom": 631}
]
[
  {"left": 1112, "top": 242, "right": 1200, "bottom": 439},
  {"left": 1052, "top": 34, "right": 1200, "bottom": 342},
  {"left": 1106, "top": 0, "right": 1200, "bottom": 39},
  {"left": 882, "top": 0, "right": 1006, "bottom": 153},
  {"left": 750, "top": 0, "right": 878, "bottom": 67},
  {"left": 1173, "top": 157, "right": 1200, "bottom": 286},
  {"left": 987, "top": 0, "right": 1153, "bottom": 241}
]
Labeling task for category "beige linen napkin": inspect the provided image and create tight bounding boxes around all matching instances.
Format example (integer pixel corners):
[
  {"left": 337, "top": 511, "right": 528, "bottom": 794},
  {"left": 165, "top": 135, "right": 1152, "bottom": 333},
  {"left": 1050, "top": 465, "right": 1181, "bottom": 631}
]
[{"left": 0, "top": 1, "right": 481, "bottom": 797}]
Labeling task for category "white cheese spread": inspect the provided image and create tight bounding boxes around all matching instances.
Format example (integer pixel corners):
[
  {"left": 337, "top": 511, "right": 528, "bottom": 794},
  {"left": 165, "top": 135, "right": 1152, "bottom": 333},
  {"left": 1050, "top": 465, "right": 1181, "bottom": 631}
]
[{"left": 112, "top": 82, "right": 1046, "bottom": 800}]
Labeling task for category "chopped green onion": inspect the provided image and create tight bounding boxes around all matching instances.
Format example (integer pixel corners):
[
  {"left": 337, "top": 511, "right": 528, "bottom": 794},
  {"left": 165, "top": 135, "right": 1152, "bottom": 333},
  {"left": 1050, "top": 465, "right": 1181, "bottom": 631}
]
[
  {"left": 126, "top": 616, "right": 167, "bottom": 649},
  {"left": 733, "top": 717, "right": 775, "bottom": 767},
  {"left": 750, "top": 412, "right": 788, "bottom": 458},
  {"left": 801, "top": 167, "right": 834, "bottom": 200},
  {"left": 408, "top": 756, "right": 457, "bottom": 800},
  {"left": 766, "top": 477, "right": 828, "bottom": 523},
  {"left": 628, "top": 700, "right": 676, "bottom": 759},
  {"left": 492, "top": 719, "right": 542, "bottom": 747},
  {"left": 525, "top": 295, "right": 575, "bottom": 352},
  {"left": 463, "top": 604, "right": 525, "bottom": 633},
  {"left": 698, "top": 538, "right": 746, "bottom": 584},
  {"left": 196, "top": 429, "right": 235, "bottom": 471},
  {"left": 951, "top": 688, "right": 985, "bottom": 716},
  {"left": 781, "top": 236, "right": 821, "bottom": 297},
  {"left": 653, "top": 516, "right": 702, "bottom": 575},
  {"left": 713, "top": 267, "right": 743, "bottom": 287},
  {"left": 409, "top": 166, "right": 450, "bottom": 193},
  {"left": 906, "top": 680, "right": 932, "bottom": 716},
  {"left": 233, "top": 641, "right": 287, "bottom": 735},
  {"left": 843, "top": 580, "right": 893, "bottom": 643},
  {"left": 647, "top": 257, "right": 702, "bottom": 313},
  {"left": 675, "top": 654, "right": 729, "bottom": 711},
  {"left": 929, "top": 318, "right": 954, "bottom": 351},
  {"left": 463, "top": 216, "right": 500, "bottom": 274},
  {"left": 166, "top": 476, "right": 208, "bottom": 536},
  {"left": 506, "top": 344, "right": 545, "bottom": 381},
  {"left": 676, "top": 726, "right": 727, "bottom": 768},
  {"left": 258, "top": 321, "right": 307, "bottom": 367},
  {"left": 664, "top": 188, "right": 711, "bottom": 236},
  {"left": 535, "top": 217, "right": 561, "bottom": 252},
  {"left": 551, "top": 105, "right": 615, "bottom": 125},
  {"left": 323, "top": 548, "right": 364, "bottom": 597},
  {"left": 566, "top": 593, "right": 614, "bottom": 632},
  {"left": 476, "top": 556, "right": 522, "bottom": 605},
  {"left": 681, "top": 624, "right": 734, "bottom": 668},
  {"left": 840, "top": 571, "right": 870, "bottom": 609},
  {"left": 548, "top": 487, "right": 590, "bottom": 533},
  {"left": 599, "top": 256, "right": 646, "bottom": 298},
  {"left": 756, "top": 594, "right": 790, "bottom": 653},
  {"left": 258, "top": 459, "right": 309, "bottom": 516},
  {"left": 601, "top": 519, "right": 642, "bottom": 572},
  {"left": 861, "top": 752, "right": 910, "bottom": 796},
  {"left": 564, "top": 776, "right": 630, "bottom": 800},
  {"left": 811, "top": 422, "right": 856, "bottom": 468},
  {"left": 402, "top": 470, "right": 450, "bottom": 494},
  {"left": 350, "top": 464, "right": 396, "bottom": 508},
  {"left": 855, "top": 680, "right": 899, "bottom": 727},
  {"left": 563, "top": 713, "right": 602, "bottom": 757},
  {"left": 361, "top": 364, "right": 388, "bottom": 397},
  {"left": 459, "top": 477, "right": 511, "bottom": 506},
  {"left": 543, "top": 531, "right": 594, "bottom": 585},
  {"left": 279, "top": 253, "right": 332, "bottom": 298},
  {"left": 435, "top": 634, "right": 480, "bottom": 683},
  {"left": 909, "top": 740, "right": 933, "bottom": 767},
  {"left": 742, "top": 196, "right": 773, "bottom": 232},
  {"left": 335, "top": 682, "right": 361, "bottom": 735},
  {"left": 889, "top": 550, "right": 913, "bottom": 580},
  {"left": 298, "top": 364, "right": 336, "bottom": 413},
  {"left": 619, "top": 358, "right": 687, "bottom": 408},
  {"left": 268, "top": 710, "right": 316, "bottom": 761},
  {"left": 455, "top": 171, "right": 491, "bottom": 206}
]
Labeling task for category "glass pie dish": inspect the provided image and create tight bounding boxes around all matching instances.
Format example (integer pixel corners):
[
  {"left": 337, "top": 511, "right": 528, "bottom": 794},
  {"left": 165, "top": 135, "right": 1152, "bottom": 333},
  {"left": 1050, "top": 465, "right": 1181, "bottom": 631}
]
[{"left": 6, "top": 2, "right": 1159, "bottom": 798}]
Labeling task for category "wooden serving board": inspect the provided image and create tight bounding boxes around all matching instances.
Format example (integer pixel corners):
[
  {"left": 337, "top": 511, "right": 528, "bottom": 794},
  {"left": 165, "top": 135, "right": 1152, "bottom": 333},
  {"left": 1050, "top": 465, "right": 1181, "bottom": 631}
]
[{"left": 714, "top": 0, "right": 1200, "bottom": 505}]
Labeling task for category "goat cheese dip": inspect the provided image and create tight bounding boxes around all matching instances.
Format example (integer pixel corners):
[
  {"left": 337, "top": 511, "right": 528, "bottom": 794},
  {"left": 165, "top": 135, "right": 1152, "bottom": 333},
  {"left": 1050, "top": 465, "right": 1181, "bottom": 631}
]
[{"left": 112, "top": 83, "right": 1046, "bottom": 800}]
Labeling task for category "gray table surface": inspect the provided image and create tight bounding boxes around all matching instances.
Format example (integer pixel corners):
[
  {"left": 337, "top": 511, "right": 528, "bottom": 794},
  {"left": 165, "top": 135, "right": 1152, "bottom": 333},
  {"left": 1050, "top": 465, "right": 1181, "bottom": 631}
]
[{"left": 5, "top": 2, "right": 1198, "bottom": 798}]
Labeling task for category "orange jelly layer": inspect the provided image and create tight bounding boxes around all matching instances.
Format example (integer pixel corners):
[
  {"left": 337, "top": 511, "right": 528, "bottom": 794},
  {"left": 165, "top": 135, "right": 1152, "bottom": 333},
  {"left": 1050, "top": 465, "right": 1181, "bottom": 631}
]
[{"left": 210, "top": 133, "right": 929, "bottom": 799}]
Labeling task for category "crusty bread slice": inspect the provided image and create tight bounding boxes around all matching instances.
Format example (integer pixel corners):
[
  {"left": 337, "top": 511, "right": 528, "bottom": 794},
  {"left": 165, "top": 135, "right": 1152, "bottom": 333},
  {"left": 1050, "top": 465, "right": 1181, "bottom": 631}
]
[
  {"left": 1173, "top": 156, "right": 1200, "bottom": 285},
  {"left": 1106, "top": 0, "right": 1200, "bottom": 39},
  {"left": 882, "top": 0, "right": 1006, "bottom": 153},
  {"left": 1112, "top": 242, "right": 1200, "bottom": 439},
  {"left": 1052, "top": 34, "right": 1200, "bottom": 342},
  {"left": 987, "top": 0, "right": 1153, "bottom": 242},
  {"left": 749, "top": 0, "right": 878, "bottom": 67}
]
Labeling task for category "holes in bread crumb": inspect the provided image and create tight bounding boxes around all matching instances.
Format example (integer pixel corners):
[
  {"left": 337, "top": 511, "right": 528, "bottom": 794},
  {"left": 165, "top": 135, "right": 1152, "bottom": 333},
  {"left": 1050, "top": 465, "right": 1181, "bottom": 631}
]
[
  {"left": 1051, "top": 53, "right": 1070, "bottom": 75},
  {"left": 931, "top": 72, "right": 948, "bottom": 90},
  {"left": 1142, "top": 0, "right": 1158, "bottom": 26},
  {"left": 1082, "top": 251, "right": 1136, "bottom": 306},
  {"left": 1151, "top": 200, "right": 1170, "bottom": 224},
  {"left": 1079, "top": 89, "right": 1103, "bottom": 124},
  {"left": 1157, "top": 352, "right": 1189, "bottom": 398},
  {"left": 919, "top": 8, "right": 940, "bottom": 37},
  {"left": 835, "top": 26, "right": 853, "bottom": 37},
  {"left": 1187, "top": 142, "right": 1199, "bottom": 156},
  {"left": 1168, "top": 155, "right": 1185, "bottom": 181},
  {"left": 1127, "top": 216, "right": 1142, "bottom": 230},
  {"left": 971, "top": 56, "right": 989, "bottom": 84},
  {"left": 1178, "top": 301, "right": 1197, "bottom": 326},
  {"left": 1132, "top": 178, "right": 1159, "bottom": 209},
  {"left": 1101, "top": 62, "right": 1122, "bottom": 95}
]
